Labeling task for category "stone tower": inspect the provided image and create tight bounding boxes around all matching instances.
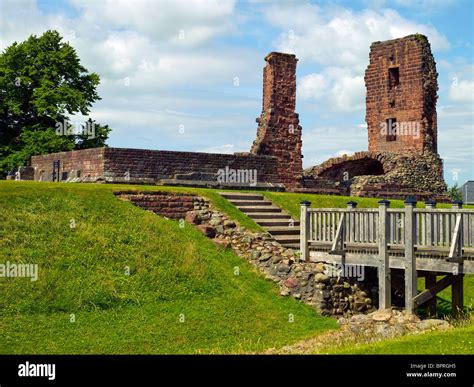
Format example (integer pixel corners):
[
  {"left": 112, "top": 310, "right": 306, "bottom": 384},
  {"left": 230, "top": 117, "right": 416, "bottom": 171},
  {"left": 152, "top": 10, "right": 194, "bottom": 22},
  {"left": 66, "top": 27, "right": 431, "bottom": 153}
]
[
  {"left": 365, "top": 34, "right": 438, "bottom": 153},
  {"left": 251, "top": 52, "right": 303, "bottom": 188}
]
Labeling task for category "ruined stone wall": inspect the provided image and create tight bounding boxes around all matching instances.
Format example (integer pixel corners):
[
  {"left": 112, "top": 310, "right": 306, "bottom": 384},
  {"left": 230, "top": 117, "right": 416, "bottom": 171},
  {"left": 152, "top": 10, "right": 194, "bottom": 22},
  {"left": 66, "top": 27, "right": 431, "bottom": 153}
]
[
  {"left": 30, "top": 147, "right": 282, "bottom": 185},
  {"left": 251, "top": 52, "right": 303, "bottom": 188},
  {"left": 115, "top": 191, "right": 209, "bottom": 219},
  {"left": 303, "top": 150, "right": 449, "bottom": 201},
  {"left": 365, "top": 34, "right": 438, "bottom": 153},
  {"left": 303, "top": 35, "right": 447, "bottom": 200},
  {"left": 31, "top": 148, "right": 105, "bottom": 182}
]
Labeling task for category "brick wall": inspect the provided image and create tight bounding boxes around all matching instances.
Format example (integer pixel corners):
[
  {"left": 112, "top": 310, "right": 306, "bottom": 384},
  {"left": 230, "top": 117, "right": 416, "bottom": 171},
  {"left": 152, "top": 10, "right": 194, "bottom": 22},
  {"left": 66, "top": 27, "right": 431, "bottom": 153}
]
[
  {"left": 115, "top": 191, "right": 209, "bottom": 219},
  {"left": 30, "top": 147, "right": 281, "bottom": 185},
  {"left": 251, "top": 52, "right": 303, "bottom": 188},
  {"left": 31, "top": 148, "right": 105, "bottom": 182},
  {"left": 103, "top": 148, "right": 280, "bottom": 184},
  {"left": 365, "top": 34, "right": 438, "bottom": 153}
]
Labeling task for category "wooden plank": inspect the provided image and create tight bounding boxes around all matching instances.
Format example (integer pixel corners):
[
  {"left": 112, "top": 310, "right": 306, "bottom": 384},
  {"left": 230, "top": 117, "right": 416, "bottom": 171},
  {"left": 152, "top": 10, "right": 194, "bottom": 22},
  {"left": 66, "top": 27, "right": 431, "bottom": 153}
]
[
  {"left": 425, "top": 273, "right": 437, "bottom": 316},
  {"left": 448, "top": 214, "right": 462, "bottom": 259},
  {"left": 299, "top": 202, "right": 310, "bottom": 261},
  {"left": 369, "top": 212, "right": 373, "bottom": 243},
  {"left": 426, "top": 212, "right": 433, "bottom": 246},
  {"left": 452, "top": 274, "right": 464, "bottom": 317},
  {"left": 308, "top": 251, "right": 474, "bottom": 274},
  {"left": 318, "top": 212, "right": 322, "bottom": 242},
  {"left": 462, "top": 213, "right": 469, "bottom": 248},
  {"left": 405, "top": 201, "right": 417, "bottom": 314},
  {"left": 322, "top": 212, "right": 326, "bottom": 242},
  {"left": 440, "top": 214, "right": 444, "bottom": 246},
  {"left": 331, "top": 213, "right": 345, "bottom": 252},
  {"left": 413, "top": 274, "right": 452, "bottom": 307},
  {"left": 378, "top": 201, "right": 391, "bottom": 309}
]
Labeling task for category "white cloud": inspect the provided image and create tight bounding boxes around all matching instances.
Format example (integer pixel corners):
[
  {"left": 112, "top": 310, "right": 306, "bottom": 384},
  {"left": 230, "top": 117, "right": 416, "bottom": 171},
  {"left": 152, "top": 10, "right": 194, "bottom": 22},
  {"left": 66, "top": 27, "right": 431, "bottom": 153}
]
[
  {"left": 265, "top": 6, "right": 449, "bottom": 69},
  {"left": 70, "top": 0, "right": 237, "bottom": 46},
  {"left": 298, "top": 68, "right": 365, "bottom": 112},
  {"left": 449, "top": 79, "right": 474, "bottom": 103},
  {"left": 274, "top": 4, "right": 449, "bottom": 114},
  {"left": 299, "top": 73, "right": 328, "bottom": 99}
]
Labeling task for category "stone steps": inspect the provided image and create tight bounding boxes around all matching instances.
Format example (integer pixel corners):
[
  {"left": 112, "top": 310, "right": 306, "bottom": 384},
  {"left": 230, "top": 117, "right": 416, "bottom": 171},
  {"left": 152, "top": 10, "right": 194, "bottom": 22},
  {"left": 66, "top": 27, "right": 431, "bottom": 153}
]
[
  {"left": 230, "top": 200, "right": 273, "bottom": 206},
  {"left": 264, "top": 226, "right": 300, "bottom": 235},
  {"left": 254, "top": 219, "right": 300, "bottom": 227},
  {"left": 237, "top": 206, "right": 282, "bottom": 213},
  {"left": 247, "top": 213, "right": 292, "bottom": 219},
  {"left": 219, "top": 192, "right": 300, "bottom": 248}
]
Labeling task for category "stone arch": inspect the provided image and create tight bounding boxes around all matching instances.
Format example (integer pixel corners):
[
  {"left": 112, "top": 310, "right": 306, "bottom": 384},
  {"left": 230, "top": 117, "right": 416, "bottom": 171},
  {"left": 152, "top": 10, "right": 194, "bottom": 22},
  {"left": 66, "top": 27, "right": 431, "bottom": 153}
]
[{"left": 318, "top": 157, "right": 385, "bottom": 181}]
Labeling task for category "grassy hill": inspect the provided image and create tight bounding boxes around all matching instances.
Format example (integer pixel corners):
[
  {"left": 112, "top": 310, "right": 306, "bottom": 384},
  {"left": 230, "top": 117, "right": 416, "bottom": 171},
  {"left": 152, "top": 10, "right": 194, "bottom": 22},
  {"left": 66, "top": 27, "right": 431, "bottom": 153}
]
[
  {"left": 0, "top": 181, "right": 472, "bottom": 354},
  {"left": 0, "top": 181, "right": 336, "bottom": 354}
]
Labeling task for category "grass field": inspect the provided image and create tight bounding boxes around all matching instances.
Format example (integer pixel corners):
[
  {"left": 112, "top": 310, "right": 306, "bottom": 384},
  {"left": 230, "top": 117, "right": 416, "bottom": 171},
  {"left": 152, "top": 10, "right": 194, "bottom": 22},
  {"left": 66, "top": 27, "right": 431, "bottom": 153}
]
[
  {"left": 326, "top": 321, "right": 474, "bottom": 354},
  {"left": 0, "top": 181, "right": 336, "bottom": 354},
  {"left": 0, "top": 181, "right": 472, "bottom": 354}
]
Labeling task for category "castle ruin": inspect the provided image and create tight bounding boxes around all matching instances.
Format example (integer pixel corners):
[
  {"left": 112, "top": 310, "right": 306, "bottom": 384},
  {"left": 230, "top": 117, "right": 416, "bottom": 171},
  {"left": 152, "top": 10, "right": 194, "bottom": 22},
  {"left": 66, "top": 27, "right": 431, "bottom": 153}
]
[{"left": 25, "top": 34, "right": 448, "bottom": 201}]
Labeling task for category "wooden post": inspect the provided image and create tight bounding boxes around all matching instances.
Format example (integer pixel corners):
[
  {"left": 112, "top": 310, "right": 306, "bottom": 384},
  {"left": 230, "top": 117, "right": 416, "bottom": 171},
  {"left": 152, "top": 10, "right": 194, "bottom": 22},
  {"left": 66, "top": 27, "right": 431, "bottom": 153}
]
[
  {"left": 346, "top": 201, "right": 357, "bottom": 210},
  {"left": 451, "top": 200, "right": 464, "bottom": 317},
  {"left": 404, "top": 197, "right": 417, "bottom": 314},
  {"left": 452, "top": 274, "right": 464, "bottom": 317},
  {"left": 300, "top": 200, "right": 311, "bottom": 261},
  {"left": 425, "top": 273, "right": 437, "bottom": 317},
  {"left": 426, "top": 199, "right": 436, "bottom": 247},
  {"left": 378, "top": 199, "right": 391, "bottom": 309}
]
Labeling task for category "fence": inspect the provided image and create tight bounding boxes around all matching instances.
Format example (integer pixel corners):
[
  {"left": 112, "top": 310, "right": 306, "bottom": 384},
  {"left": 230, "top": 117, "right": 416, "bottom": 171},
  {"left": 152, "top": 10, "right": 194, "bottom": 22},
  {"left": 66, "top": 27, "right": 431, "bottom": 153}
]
[{"left": 299, "top": 199, "right": 474, "bottom": 314}]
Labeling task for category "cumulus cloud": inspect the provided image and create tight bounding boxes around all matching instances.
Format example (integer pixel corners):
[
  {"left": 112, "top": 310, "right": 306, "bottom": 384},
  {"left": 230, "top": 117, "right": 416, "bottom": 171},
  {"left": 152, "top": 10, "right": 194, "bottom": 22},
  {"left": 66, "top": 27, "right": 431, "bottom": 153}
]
[
  {"left": 273, "top": 3, "right": 449, "bottom": 113},
  {"left": 449, "top": 79, "right": 474, "bottom": 103},
  {"left": 265, "top": 5, "right": 449, "bottom": 69},
  {"left": 69, "top": 0, "right": 237, "bottom": 46},
  {"left": 298, "top": 68, "right": 365, "bottom": 112}
]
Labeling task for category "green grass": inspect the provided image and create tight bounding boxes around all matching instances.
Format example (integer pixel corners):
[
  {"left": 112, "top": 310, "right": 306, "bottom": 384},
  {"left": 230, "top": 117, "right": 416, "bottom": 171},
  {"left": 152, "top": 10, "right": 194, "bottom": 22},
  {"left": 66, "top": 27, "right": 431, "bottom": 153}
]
[
  {"left": 1, "top": 181, "right": 472, "bottom": 354},
  {"left": 325, "top": 322, "right": 474, "bottom": 354},
  {"left": 0, "top": 181, "right": 336, "bottom": 354}
]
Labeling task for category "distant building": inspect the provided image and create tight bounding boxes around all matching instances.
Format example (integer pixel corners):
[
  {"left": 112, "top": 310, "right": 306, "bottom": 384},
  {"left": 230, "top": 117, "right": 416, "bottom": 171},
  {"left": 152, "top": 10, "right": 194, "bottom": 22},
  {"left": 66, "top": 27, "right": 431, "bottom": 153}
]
[{"left": 461, "top": 181, "right": 474, "bottom": 204}]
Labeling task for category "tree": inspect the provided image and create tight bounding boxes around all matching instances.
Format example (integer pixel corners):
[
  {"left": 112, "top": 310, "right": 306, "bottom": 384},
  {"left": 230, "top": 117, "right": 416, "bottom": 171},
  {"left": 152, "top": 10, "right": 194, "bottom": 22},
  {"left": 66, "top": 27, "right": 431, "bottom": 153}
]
[
  {"left": 0, "top": 30, "right": 110, "bottom": 177},
  {"left": 448, "top": 183, "right": 463, "bottom": 202},
  {"left": 74, "top": 118, "right": 112, "bottom": 150}
]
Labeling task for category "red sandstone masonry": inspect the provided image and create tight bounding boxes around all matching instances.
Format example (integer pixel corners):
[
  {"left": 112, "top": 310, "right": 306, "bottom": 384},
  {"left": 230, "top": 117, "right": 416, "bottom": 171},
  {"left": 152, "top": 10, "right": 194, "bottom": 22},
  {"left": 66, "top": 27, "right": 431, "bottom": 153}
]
[
  {"left": 114, "top": 191, "right": 209, "bottom": 219},
  {"left": 30, "top": 147, "right": 282, "bottom": 184},
  {"left": 103, "top": 148, "right": 280, "bottom": 183},
  {"left": 251, "top": 52, "right": 303, "bottom": 188},
  {"left": 365, "top": 35, "right": 438, "bottom": 153},
  {"left": 31, "top": 148, "right": 105, "bottom": 181}
]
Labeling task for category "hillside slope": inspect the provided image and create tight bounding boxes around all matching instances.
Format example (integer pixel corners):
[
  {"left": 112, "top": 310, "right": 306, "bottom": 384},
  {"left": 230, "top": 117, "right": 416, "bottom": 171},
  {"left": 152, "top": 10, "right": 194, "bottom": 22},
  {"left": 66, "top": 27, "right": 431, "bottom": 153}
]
[{"left": 0, "top": 181, "right": 336, "bottom": 354}]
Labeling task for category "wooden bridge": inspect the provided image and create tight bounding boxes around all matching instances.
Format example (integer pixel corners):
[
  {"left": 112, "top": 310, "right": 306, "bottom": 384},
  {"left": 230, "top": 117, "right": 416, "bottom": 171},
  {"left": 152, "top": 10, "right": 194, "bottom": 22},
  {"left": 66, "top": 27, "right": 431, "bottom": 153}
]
[{"left": 299, "top": 198, "right": 474, "bottom": 316}]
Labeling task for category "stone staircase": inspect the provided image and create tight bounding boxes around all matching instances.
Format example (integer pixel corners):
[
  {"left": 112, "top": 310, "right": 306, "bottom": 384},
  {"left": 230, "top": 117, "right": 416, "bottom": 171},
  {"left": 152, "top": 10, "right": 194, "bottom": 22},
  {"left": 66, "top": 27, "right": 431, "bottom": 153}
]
[{"left": 219, "top": 192, "right": 300, "bottom": 248}]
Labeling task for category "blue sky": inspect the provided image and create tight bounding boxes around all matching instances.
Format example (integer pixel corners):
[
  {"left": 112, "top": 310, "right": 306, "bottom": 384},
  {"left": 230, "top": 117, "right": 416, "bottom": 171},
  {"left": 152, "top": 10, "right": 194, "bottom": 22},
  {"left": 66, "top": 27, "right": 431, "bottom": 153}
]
[{"left": 1, "top": 0, "right": 473, "bottom": 186}]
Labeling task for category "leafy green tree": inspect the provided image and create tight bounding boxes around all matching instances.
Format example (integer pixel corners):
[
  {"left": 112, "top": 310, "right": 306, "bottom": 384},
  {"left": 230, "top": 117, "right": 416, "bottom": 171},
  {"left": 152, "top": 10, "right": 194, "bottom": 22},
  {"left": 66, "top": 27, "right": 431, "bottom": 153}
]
[
  {"left": 448, "top": 183, "right": 463, "bottom": 202},
  {"left": 74, "top": 118, "right": 112, "bottom": 150},
  {"left": 0, "top": 30, "right": 110, "bottom": 177}
]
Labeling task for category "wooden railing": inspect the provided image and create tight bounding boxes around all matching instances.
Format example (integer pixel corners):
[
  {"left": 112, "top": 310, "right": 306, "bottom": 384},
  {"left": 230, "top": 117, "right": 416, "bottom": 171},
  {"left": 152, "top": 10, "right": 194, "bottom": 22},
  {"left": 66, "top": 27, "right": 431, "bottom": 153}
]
[
  {"left": 299, "top": 199, "right": 474, "bottom": 314},
  {"left": 300, "top": 200, "right": 474, "bottom": 259}
]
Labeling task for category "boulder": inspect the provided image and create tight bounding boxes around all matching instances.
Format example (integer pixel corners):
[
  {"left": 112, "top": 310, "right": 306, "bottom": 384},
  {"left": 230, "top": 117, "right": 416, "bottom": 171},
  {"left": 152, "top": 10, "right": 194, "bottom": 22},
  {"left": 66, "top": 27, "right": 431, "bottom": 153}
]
[
  {"left": 185, "top": 211, "right": 200, "bottom": 225},
  {"left": 283, "top": 277, "right": 299, "bottom": 288},
  {"left": 196, "top": 225, "right": 216, "bottom": 238},
  {"left": 371, "top": 309, "right": 392, "bottom": 322},
  {"left": 224, "top": 220, "right": 236, "bottom": 228}
]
